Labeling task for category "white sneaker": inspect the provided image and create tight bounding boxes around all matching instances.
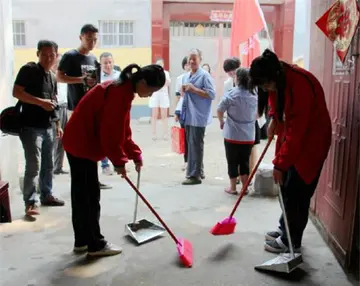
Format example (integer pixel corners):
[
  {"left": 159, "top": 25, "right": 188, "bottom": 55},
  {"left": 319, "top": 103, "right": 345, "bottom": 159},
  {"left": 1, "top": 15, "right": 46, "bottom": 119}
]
[
  {"left": 87, "top": 243, "right": 122, "bottom": 257},
  {"left": 102, "top": 167, "right": 113, "bottom": 176}
]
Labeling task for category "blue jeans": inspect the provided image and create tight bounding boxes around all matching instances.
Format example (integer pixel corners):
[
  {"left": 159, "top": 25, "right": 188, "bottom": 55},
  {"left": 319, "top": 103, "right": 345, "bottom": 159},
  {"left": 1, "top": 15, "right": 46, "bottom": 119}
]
[
  {"left": 101, "top": 158, "right": 110, "bottom": 169},
  {"left": 20, "top": 127, "right": 54, "bottom": 206}
]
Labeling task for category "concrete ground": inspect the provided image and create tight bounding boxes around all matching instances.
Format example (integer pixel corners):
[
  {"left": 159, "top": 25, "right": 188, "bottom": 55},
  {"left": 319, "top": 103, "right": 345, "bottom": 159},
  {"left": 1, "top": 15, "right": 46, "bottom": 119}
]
[{"left": 0, "top": 119, "right": 354, "bottom": 286}]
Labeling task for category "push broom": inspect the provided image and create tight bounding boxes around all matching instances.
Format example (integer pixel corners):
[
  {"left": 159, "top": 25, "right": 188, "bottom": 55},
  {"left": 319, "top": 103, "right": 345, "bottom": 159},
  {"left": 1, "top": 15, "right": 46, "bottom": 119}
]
[
  {"left": 210, "top": 137, "right": 273, "bottom": 235},
  {"left": 124, "top": 176, "right": 193, "bottom": 268}
]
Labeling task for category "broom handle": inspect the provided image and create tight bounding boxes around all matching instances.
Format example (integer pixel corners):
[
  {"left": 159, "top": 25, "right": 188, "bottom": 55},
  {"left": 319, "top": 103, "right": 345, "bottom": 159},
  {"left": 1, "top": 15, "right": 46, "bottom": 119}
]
[
  {"left": 132, "top": 171, "right": 141, "bottom": 223},
  {"left": 278, "top": 185, "right": 295, "bottom": 258},
  {"left": 229, "top": 137, "right": 273, "bottom": 218},
  {"left": 125, "top": 176, "right": 180, "bottom": 245}
]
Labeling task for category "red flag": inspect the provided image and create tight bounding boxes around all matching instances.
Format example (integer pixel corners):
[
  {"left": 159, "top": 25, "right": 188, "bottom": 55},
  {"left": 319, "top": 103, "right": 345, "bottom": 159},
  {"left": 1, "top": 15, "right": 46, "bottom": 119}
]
[
  {"left": 241, "top": 34, "right": 261, "bottom": 67},
  {"left": 231, "top": 0, "right": 266, "bottom": 63}
]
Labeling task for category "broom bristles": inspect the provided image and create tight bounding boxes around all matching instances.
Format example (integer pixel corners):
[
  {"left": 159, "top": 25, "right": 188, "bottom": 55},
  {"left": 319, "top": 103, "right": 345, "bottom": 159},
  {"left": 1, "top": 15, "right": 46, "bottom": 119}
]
[{"left": 177, "top": 238, "right": 193, "bottom": 268}]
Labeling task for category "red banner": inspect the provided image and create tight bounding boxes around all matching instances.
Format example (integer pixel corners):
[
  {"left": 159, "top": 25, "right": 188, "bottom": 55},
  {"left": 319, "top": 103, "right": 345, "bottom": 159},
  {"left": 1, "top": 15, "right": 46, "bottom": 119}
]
[{"left": 316, "top": 0, "right": 360, "bottom": 63}]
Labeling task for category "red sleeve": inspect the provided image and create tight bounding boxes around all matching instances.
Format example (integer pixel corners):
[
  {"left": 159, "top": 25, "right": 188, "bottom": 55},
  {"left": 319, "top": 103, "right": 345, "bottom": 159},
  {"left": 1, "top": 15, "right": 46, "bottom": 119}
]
[
  {"left": 99, "top": 88, "right": 129, "bottom": 167},
  {"left": 268, "top": 91, "right": 276, "bottom": 117},
  {"left": 123, "top": 113, "right": 142, "bottom": 161},
  {"left": 272, "top": 77, "right": 313, "bottom": 171}
]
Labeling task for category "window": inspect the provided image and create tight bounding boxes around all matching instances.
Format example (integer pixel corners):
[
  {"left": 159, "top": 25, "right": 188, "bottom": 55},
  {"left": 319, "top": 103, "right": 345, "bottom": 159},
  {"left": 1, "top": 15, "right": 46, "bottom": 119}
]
[
  {"left": 13, "top": 20, "right": 26, "bottom": 47},
  {"left": 99, "top": 20, "right": 134, "bottom": 47}
]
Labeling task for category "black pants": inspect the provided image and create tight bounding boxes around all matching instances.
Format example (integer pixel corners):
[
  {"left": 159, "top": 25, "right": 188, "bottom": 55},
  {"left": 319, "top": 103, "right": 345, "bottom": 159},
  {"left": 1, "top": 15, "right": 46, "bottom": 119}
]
[
  {"left": 53, "top": 104, "right": 68, "bottom": 172},
  {"left": 279, "top": 166, "right": 320, "bottom": 248},
  {"left": 224, "top": 141, "right": 253, "bottom": 179},
  {"left": 67, "top": 153, "right": 106, "bottom": 251},
  {"left": 180, "top": 123, "right": 188, "bottom": 163}
]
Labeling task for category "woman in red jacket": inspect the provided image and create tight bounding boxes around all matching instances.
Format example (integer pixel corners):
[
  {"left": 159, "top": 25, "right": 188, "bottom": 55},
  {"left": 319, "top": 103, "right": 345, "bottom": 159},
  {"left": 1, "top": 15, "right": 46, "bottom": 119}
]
[
  {"left": 249, "top": 49, "right": 332, "bottom": 254},
  {"left": 62, "top": 64, "right": 165, "bottom": 257}
]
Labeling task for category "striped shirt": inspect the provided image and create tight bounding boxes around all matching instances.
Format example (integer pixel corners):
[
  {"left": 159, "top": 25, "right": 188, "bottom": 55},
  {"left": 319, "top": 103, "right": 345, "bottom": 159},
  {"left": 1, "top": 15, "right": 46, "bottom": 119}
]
[{"left": 217, "top": 87, "right": 258, "bottom": 144}]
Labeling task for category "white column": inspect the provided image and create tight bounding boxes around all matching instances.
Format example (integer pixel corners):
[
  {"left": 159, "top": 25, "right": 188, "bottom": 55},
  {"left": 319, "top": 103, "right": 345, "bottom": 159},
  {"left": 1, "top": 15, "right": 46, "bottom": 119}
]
[{"left": 0, "top": 0, "right": 20, "bottom": 189}]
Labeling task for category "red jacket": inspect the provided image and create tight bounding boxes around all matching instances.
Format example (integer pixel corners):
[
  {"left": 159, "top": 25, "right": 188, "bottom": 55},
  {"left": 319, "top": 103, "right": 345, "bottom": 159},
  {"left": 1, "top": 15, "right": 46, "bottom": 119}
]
[
  {"left": 63, "top": 81, "right": 142, "bottom": 167},
  {"left": 268, "top": 64, "right": 332, "bottom": 184}
]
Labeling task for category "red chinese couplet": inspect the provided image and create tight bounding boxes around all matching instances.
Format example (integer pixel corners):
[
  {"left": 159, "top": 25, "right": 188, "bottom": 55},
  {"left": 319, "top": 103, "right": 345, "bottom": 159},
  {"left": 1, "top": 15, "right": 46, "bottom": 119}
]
[{"left": 316, "top": 0, "right": 360, "bottom": 63}]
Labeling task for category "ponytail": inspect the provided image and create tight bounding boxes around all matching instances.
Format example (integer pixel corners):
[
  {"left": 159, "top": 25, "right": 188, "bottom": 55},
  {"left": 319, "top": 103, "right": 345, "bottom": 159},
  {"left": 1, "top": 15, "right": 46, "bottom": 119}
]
[
  {"left": 115, "top": 64, "right": 141, "bottom": 85},
  {"left": 249, "top": 49, "right": 286, "bottom": 122},
  {"left": 114, "top": 63, "right": 166, "bottom": 91}
]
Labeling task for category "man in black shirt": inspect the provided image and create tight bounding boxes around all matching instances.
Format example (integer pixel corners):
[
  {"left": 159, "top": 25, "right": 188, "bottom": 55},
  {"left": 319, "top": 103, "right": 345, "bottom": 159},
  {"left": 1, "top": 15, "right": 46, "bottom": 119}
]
[
  {"left": 57, "top": 24, "right": 111, "bottom": 190},
  {"left": 13, "top": 40, "right": 65, "bottom": 216}
]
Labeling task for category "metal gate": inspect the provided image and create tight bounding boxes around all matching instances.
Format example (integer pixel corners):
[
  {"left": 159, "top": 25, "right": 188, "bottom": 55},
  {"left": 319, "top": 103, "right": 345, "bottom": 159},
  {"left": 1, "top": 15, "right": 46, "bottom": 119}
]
[
  {"left": 169, "top": 21, "right": 231, "bottom": 115},
  {"left": 169, "top": 21, "right": 273, "bottom": 116}
]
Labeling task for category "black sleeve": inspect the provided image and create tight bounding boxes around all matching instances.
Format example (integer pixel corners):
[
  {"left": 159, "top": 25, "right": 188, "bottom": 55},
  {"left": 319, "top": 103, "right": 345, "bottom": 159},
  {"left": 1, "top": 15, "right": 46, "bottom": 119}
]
[
  {"left": 58, "top": 52, "right": 72, "bottom": 74},
  {"left": 14, "top": 65, "right": 33, "bottom": 87}
]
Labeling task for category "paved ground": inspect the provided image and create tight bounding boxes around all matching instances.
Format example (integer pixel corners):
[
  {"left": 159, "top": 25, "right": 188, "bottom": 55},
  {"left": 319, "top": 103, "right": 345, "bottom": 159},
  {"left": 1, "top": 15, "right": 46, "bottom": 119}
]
[{"left": 0, "top": 119, "right": 354, "bottom": 286}]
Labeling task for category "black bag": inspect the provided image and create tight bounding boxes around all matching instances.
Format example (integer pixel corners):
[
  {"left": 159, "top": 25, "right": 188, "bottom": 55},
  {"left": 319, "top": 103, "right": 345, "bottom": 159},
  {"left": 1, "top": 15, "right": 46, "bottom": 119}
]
[{"left": 0, "top": 101, "right": 23, "bottom": 136}]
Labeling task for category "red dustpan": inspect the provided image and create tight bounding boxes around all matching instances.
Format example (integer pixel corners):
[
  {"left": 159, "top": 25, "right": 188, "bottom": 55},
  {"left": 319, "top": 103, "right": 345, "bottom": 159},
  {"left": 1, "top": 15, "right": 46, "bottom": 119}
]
[
  {"left": 210, "top": 137, "right": 273, "bottom": 235},
  {"left": 124, "top": 176, "right": 193, "bottom": 267}
]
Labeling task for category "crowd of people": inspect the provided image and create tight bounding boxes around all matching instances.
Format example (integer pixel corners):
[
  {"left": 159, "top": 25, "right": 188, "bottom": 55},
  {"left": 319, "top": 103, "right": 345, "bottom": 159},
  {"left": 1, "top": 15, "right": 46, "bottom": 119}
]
[{"left": 11, "top": 22, "right": 332, "bottom": 257}]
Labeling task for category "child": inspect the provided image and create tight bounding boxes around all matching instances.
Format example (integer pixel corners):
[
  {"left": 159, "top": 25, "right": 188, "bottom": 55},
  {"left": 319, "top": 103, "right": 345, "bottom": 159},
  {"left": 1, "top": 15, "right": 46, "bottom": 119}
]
[
  {"left": 62, "top": 63, "right": 165, "bottom": 257},
  {"left": 217, "top": 68, "right": 257, "bottom": 195}
]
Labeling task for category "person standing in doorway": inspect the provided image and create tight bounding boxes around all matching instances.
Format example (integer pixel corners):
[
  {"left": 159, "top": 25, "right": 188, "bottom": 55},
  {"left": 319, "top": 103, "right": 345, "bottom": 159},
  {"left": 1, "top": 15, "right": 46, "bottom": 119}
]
[
  {"left": 202, "top": 63, "right": 211, "bottom": 75},
  {"left": 181, "top": 48, "right": 215, "bottom": 185},
  {"left": 175, "top": 56, "right": 190, "bottom": 171},
  {"left": 52, "top": 53, "right": 69, "bottom": 175},
  {"left": 13, "top": 40, "right": 65, "bottom": 216},
  {"left": 149, "top": 58, "right": 171, "bottom": 140},
  {"left": 56, "top": 24, "right": 111, "bottom": 190},
  {"left": 99, "top": 52, "right": 121, "bottom": 176}
]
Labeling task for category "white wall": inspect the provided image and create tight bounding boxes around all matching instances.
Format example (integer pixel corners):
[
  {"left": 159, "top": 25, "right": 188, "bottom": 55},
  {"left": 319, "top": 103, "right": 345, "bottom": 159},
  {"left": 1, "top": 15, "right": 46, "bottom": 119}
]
[
  {"left": 12, "top": 0, "right": 151, "bottom": 48},
  {"left": 0, "top": 0, "right": 21, "bottom": 188},
  {"left": 293, "top": 0, "right": 311, "bottom": 69}
]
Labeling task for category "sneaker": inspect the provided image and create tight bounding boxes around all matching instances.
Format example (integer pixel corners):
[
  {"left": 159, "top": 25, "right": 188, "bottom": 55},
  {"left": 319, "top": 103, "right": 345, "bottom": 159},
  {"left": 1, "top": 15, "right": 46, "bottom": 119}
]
[
  {"left": 41, "top": 195, "right": 65, "bottom": 206},
  {"left": 99, "top": 182, "right": 112, "bottom": 190},
  {"left": 182, "top": 177, "right": 202, "bottom": 185},
  {"left": 73, "top": 245, "right": 88, "bottom": 254},
  {"left": 265, "top": 229, "right": 283, "bottom": 241},
  {"left": 25, "top": 204, "right": 40, "bottom": 216},
  {"left": 102, "top": 166, "right": 113, "bottom": 176},
  {"left": 264, "top": 237, "right": 301, "bottom": 254},
  {"left": 87, "top": 243, "right": 122, "bottom": 257}
]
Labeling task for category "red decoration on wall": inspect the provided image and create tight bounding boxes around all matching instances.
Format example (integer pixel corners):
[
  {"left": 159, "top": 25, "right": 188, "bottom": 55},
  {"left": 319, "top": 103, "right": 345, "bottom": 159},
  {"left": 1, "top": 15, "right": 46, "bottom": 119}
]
[{"left": 316, "top": 0, "right": 360, "bottom": 63}]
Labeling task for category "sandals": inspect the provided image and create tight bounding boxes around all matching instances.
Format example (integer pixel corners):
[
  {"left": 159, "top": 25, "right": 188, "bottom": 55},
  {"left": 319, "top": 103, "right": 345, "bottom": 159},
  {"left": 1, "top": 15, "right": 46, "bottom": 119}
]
[{"left": 224, "top": 187, "right": 238, "bottom": 195}]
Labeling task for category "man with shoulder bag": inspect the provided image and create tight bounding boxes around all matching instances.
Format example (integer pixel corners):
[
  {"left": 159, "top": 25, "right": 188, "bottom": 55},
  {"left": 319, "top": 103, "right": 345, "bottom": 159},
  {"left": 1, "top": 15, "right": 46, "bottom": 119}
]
[{"left": 12, "top": 40, "right": 65, "bottom": 216}]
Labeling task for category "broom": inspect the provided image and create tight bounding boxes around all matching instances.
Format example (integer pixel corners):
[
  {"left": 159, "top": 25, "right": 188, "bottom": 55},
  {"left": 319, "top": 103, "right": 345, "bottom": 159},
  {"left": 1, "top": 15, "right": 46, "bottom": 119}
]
[
  {"left": 124, "top": 176, "right": 193, "bottom": 268},
  {"left": 210, "top": 137, "right": 273, "bottom": 235}
]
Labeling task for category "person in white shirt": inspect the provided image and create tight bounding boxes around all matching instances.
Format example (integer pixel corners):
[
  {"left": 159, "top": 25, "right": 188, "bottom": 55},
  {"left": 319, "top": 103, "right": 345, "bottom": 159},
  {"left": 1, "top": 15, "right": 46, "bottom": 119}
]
[
  {"left": 175, "top": 56, "right": 190, "bottom": 170},
  {"left": 223, "top": 57, "right": 241, "bottom": 94},
  {"left": 52, "top": 54, "right": 69, "bottom": 175},
  {"left": 149, "top": 58, "right": 171, "bottom": 140},
  {"left": 99, "top": 52, "right": 121, "bottom": 175}
]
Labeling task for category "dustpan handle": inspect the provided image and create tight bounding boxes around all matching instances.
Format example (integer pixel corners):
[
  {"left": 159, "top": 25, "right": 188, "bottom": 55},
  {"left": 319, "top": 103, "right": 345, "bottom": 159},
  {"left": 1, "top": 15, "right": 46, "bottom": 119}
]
[
  {"left": 132, "top": 171, "right": 141, "bottom": 223},
  {"left": 278, "top": 185, "right": 295, "bottom": 258},
  {"left": 124, "top": 176, "right": 180, "bottom": 245},
  {"left": 229, "top": 137, "right": 273, "bottom": 218}
]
